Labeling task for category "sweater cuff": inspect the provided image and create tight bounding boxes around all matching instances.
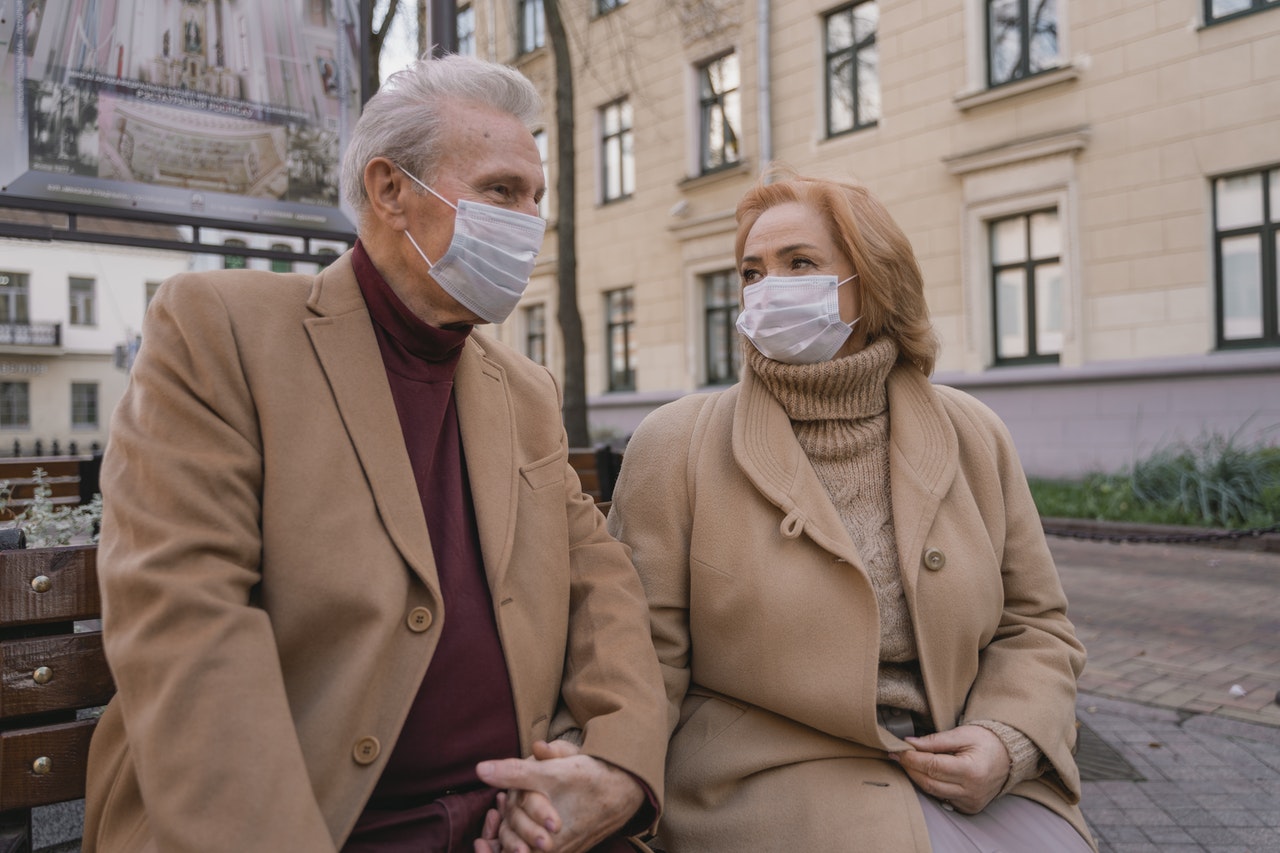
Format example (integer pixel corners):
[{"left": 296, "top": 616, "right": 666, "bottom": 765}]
[{"left": 966, "top": 719, "right": 1042, "bottom": 795}]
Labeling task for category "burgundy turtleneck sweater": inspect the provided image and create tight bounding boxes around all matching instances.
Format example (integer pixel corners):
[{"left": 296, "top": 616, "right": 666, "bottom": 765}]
[{"left": 344, "top": 242, "right": 519, "bottom": 852}]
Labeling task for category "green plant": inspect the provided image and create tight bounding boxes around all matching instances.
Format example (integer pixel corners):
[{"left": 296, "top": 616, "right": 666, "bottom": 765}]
[{"left": 0, "top": 468, "right": 103, "bottom": 548}]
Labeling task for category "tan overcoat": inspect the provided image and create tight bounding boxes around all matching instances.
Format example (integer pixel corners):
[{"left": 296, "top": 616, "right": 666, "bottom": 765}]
[
  {"left": 607, "top": 362, "right": 1092, "bottom": 851},
  {"left": 84, "top": 253, "right": 668, "bottom": 852}
]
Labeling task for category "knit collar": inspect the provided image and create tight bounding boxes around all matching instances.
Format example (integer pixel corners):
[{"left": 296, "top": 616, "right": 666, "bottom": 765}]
[{"left": 747, "top": 337, "right": 899, "bottom": 424}]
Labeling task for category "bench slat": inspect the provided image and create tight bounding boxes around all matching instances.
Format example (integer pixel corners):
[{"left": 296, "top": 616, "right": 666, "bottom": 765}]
[
  {"left": 0, "top": 548, "right": 100, "bottom": 627},
  {"left": 0, "top": 718, "right": 97, "bottom": 810},
  {"left": 0, "top": 632, "right": 113, "bottom": 720}
]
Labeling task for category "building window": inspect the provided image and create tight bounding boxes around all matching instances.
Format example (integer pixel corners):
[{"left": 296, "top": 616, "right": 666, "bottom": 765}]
[
  {"left": 703, "top": 270, "right": 741, "bottom": 385},
  {"left": 824, "top": 1, "right": 880, "bottom": 136},
  {"left": 1214, "top": 167, "right": 1279, "bottom": 347},
  {"left": 224, "top": 239, "right": 248, "bottom": 270},
  {"left": 524, "top": 304, "right": 547, "bottom": 365},
  {"left": 533, "top": 129, "right": 550, "bottom": 219},
  {"left": 68, "top": 277, "right": 96, "bottom": 326},
  {"left": 605, "top": 288, "right": 636, "bottom": 391},
  {"left": 987, "top": 0, "right": 1059, "bottom": 88},
  {"left": 71, "top": 382, "right": 99, "bottom": 429},
  {"left": 457, "top": 4, "right": 476, "bottom": 56},
  {"left": 1205, "top": 0, "right": 1278, "bottom": 25},
  {"left": 991, "top": 209, "right": 1063, "bottom": 364},
  {"left": 0, "top": 382, "right": 29, "bottom": 430},
  {"left": 698, "top": 52, "right": 741, "bottom": 174},
  {"left": 0, "top": 272, "right": 30, "bottom": 325},
  {"left": 269, "top": 243, "right": 293, "bottom": 273},
  {"left": 596, "top": 0, "right": 627, "bottom": 14},
  {"left": 316, "top": 247, "right": 339, "bottom": 267},
  {"left": 518, "top": 0, "right": 545, "bottom": 55},
  {"left": 600, "top": 99, "right": 634, "bottom": 203}
]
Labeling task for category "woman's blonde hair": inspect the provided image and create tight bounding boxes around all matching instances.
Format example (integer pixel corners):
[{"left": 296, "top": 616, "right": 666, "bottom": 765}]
[{"left": 734, "top": 166, "right": 938, "bottom": 375}]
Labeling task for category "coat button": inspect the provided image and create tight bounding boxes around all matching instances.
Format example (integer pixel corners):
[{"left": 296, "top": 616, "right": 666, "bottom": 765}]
[
  {"left": 923, "top": 547, "right": 946, "bottom": 571},
  {"left": 407, "top": 607, "right": 433, "bottom": 632},
  {"left": 353, "top": 736, "right": 381, "bottom": 765}
]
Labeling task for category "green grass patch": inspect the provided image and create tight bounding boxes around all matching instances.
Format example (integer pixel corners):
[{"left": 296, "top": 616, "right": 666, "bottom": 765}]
[{"left": 1028, "top": 433, "right": 1280, "bottom": 530}]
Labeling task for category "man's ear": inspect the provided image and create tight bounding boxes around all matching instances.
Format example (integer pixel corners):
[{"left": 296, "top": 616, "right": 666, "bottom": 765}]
[{"left": 364, "top": 157, "right": 410, "bottom": 230}]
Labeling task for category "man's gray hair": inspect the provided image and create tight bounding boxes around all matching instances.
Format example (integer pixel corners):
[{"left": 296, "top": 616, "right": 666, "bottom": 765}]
[{"left": 341, "top": 54, "right": 543, "bottom": 215}]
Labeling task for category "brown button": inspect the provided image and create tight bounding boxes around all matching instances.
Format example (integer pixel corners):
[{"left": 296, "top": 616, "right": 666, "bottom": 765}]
[
  {"left": 407, "top": 607, "right": 433, "bottom": 632},
  {"left": 923, "top": 548, "right": 946, "bottom": 571},
  {"left": 353, "top": 736, "right": 381, "bottom": 765}
]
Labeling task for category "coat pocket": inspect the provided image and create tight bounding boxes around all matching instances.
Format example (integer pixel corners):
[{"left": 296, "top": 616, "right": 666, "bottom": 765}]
[{"left": 519, "top": 451, "right": 564, "bottom": 491}]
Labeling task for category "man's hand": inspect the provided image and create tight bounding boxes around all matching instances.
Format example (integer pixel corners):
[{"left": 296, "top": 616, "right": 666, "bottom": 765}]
[
  {"left": 474, "top": 740, "right": 643, "bottom": 853},
  {"left": 892, "top": 724, "right": 1011, "bottom": 814}
]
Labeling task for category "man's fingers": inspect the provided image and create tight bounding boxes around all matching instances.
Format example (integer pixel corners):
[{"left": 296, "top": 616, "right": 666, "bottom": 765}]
[
  {"left": 532, "top": 739, "right": 580, "bottom": 761},
  {"left": 476, "top": 757, "right": 549, "bottom": 791}
]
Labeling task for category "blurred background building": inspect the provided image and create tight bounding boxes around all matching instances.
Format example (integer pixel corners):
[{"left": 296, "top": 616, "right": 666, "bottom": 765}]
[{"left": 459, "top": 0, "right": 1279, "bottom": 476}]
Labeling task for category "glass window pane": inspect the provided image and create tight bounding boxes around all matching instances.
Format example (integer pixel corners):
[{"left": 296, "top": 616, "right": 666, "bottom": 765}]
[
  {"left": 1211, "top": 0, "right": 1252, "bottom": 17},
  {"left": 1216, "top": 173, "right": 1263, "bottom": 229},
  {"left": 1029, "top": 0, "right": 1058, "bottom": 72},
  {"left": 988, "top": 0, "right": 1022, "bottom": 84},
  {"left": 826, "top": 9, "right": 853, "bottom": 51},
  {"left": 992, "top": 217, "right": 1026, "bottom": 264},
  {"left": 620, "top": 99, "right": 632, "bottom": 129},
  {"left": 606, "top": 138, "right": 621, "bottom": 199},
  {"left": 1221, "top": 234, "right": 1262, "bottom": 340},
  {"left": 996, "top": 268, "right": 1027, "bottom": 358},
  {"left": 853, "top": 1, "right": 879, "bottom": 42},
  {"left": 723, "top": 91, "right": 741, "bottom": 161},
  {"left": 1030, "top": 210, "right": 1060, "bottom": 258},
  {"left": 858, "top": 44, "right": 880, "bottom": 123},
  {"left": 603, "top": 103, "right": 619, "bottom": 136},
  {"left": 621, "top": 131, "right": 635, "bottom": 195},
  {"left": 1036, "top": 262, "right": 1064, "bottom": 354},
  {"left": 828, "top": 57, "right": 854, "bottom": 134}
]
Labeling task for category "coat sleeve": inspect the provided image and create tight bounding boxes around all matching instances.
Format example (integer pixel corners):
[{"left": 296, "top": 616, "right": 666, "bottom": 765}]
[
  {"left": 606, "top": 396, "right": 708, "bottom": 741},
  {"left": 96, "top": 275, "right": 337, "bottom": 852},
  {"left": 945, "top": 392, "right": 1087, "bottom": 803}
]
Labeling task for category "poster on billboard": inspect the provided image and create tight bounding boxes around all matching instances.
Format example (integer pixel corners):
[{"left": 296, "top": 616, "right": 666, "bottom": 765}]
[{"left": 0, "top": 0, "right": 361, "bottom": 237}]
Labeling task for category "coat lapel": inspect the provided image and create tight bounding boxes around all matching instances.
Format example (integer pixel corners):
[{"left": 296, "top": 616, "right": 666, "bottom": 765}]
[
  {"left": 887, "top": 366, "right": 959, "bottom": 596},
  {"left": 303, "top": 255, "right": 440, "bottom": 594},
  {"left": 731, "top": 369, "right": 861, "bottom": 565},
  {"left": 454, "top": 337, "right": 517, "bottom": 593}
]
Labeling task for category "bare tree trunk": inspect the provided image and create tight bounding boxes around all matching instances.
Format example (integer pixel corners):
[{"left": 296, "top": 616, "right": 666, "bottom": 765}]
[
  {"left": 363, "top": 0, "right": 403, "bottom": 91},
  {"left": 416, "top": 0, "right": 429, "bottom": 59},
  {"left": 542, "top": 0, "right": 589, "bottom": 446}
]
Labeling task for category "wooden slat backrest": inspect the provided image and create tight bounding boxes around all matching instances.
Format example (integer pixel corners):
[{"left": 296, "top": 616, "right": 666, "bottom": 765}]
[
  {"left": 567, "top": 449, "right": 602, "bottom": 500},
  {"left": 0, "top": 547, "right": 100, "bottom": 627}
]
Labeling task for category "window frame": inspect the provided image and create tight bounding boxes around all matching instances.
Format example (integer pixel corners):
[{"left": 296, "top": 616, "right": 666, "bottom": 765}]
[
  {"left": 68, "top": 277, "right": 96, "bottom": 327},
  {"left": 823, "top": 1, "right": 880, "bottom": 138},
  {"left": 604, "top": 287, "right": 636, "bottom": 392},
  {"left": 985, "top": 0, "right": 1059, "bottom": 89},
  {"left": 989, "top": 208, "right": 1064, "bottom": 366},
  {"left": 702, "top": 270, "right": 741, "bottom": 385},
  {"left": 1212, "top": 165, "right": 1279, "bottom": 349},
  {"left": 0, "top": 382, "right": 30, "bottom": 430},
  {"left": 71, "top": 382, "right": 99, "bottom": 430},
  {"left": 270, "top": 243, "right": 293, "bottom": 274},
  {"left": 223, "top": 238, "right": 248, "bottom": 270},
  {"left": 0, "top": 271, "right": 31, "bottom": 325},
  {"left": 1203, "top": 0, "right": 1279, "bottom": 26},
  {"left": 457, "top": 4, "right": 476, "bottom": 56},
  {"left": 517, "top": 0, "right": 545, "bottom": 55},
  {"left": 523, "top": 303, "right": 548, "bottom": 366},
  {"left": 599, "top": 98, "right": 634, "bottom": 204},
  {"left": 696, "top": 51, "right": 742, "bottom": 175}
]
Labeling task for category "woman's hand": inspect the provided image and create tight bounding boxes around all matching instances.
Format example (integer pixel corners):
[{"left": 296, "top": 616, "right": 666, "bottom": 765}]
[{"left": 892, "top": 724, "right": 1011, "bottom": 814}]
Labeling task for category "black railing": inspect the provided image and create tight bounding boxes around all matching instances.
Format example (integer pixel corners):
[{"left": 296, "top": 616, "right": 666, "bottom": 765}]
[{"left": 0, "top": 322, "right": 60, "bottom": 346}]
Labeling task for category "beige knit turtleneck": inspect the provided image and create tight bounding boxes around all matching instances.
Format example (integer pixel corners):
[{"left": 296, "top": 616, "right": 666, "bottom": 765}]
[{"left": 747, "top": 338, "right": 927, "bottom": 715}]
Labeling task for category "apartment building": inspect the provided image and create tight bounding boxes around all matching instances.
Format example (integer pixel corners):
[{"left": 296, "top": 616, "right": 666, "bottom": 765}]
[{"left": 460, "top": 0, "right": 1279, "bottom": 476}]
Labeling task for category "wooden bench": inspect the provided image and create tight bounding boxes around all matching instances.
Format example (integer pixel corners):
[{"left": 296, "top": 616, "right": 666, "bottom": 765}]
[
  {"left": 0, "top": 543, "right": 110, "bottom": 852},
  {"left": 0, "top": 458, "right": 103, "bottom": 521},
  {"left": 568, "top": 446, "right": 623, "bottom": 505}
]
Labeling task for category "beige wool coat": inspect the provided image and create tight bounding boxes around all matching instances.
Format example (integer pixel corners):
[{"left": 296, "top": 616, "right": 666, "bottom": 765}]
[
  {"left": 607, "top": 361, "right": 1091, "bottom": 851},
  {"left": 84, "top": 253, "right": 668, "bottom": 852}
]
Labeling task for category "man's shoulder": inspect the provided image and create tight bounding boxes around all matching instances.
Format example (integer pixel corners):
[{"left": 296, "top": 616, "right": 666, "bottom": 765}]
[{"left": 154, "top": 268, "right": 316, "bottom": 322}]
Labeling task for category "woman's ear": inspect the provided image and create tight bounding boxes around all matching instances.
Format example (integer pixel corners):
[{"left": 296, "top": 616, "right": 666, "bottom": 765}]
[{"left": 364, "top": 158, "right": 409, "bottom": 231}]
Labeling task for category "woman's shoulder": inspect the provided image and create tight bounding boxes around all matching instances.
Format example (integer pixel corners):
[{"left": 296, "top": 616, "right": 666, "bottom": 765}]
[{"left": 629, "top": 386, "right": 736, "bottom": 452}]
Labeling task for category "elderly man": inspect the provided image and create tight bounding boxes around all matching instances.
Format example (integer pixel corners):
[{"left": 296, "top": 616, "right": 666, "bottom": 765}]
[{"left": 84, "top": 55, "right": 666, "bottom": 852}]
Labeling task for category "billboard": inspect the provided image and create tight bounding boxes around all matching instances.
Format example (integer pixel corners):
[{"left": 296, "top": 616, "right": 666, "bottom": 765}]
[{"left": 1, "top": 0, "right": 361, "bottom": 237}]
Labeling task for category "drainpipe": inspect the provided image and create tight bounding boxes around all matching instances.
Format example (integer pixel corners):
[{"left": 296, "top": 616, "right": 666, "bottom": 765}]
[{"left": 756, "top": 0, "right": 772, "bottom": 169}]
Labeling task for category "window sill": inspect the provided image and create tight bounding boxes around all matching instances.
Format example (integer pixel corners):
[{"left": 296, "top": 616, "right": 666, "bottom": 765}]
[
  {"left": 678, "top": 160, "right": 751, "bottom": 192},
  {"left": 952, "top": 64, "right": 1080, "bottom": 112},
  {"left": 820, "top": 121, "right": 879, "bottom": 144},
  {"left": 1200, "top": 3, "right": 1279, "bottom": 28}
]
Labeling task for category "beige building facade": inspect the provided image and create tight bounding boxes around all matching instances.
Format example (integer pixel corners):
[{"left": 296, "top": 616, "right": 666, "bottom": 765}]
[{"left": 466, "top": 0, "right": 1279, "bottom": 476}]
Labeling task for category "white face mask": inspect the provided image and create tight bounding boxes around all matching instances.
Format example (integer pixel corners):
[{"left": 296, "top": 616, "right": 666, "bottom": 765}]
[
  {"left": 735, "top": 273, "right": 859, "bottom": 364},
  {"left": 398, "top": 165, "right": 547, "bottom": 324}
]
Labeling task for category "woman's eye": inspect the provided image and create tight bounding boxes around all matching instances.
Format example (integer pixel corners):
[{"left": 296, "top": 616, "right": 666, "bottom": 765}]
[
  {"left": 741, "top": 269, "right": 760, "bottom": 282},
  {"left": 791, "top": 257, "right": 813, "bottom": 269}
]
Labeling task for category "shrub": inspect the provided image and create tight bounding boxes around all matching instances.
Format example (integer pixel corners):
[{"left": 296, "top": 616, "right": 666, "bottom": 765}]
[{"left": 0, "top": 468, "right": 103, "bottom": 548}]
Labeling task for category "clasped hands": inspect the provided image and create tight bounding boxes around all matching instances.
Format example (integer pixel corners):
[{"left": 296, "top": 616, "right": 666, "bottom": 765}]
[
  {"left": 473, "top": 740, "right": 643, "bottom": 853},
  {"left": 890, "top": 723, "right": 1012, "bottom": 814}
]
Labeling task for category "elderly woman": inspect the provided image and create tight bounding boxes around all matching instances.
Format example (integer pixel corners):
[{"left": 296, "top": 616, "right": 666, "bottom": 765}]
[{"left": 605, "top": 171, "right": 1094, "bottom": 852}]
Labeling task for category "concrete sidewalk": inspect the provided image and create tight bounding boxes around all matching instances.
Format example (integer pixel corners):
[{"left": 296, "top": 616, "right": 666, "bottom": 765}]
[{"left": 1051, "top": 537, "right": 1280, "bottom": 852}]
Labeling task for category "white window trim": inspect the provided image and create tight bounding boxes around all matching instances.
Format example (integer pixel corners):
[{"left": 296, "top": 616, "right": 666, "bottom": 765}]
[
  {"left": 955, "top": 0, "right": 1076, "bottom": 108},
  {"left": 948, "top": 131, "right": 1087, "bottom": 372}
]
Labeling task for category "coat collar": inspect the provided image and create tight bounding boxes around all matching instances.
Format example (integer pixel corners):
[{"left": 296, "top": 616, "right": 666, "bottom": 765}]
[
  {"left": 303, "top": 252, "right": 440, "bottom": 594},
  {"left": 732, "top": 359, "right": 960, "bottom": 588}
]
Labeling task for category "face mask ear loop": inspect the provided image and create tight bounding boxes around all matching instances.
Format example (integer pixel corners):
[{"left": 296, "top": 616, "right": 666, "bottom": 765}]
[
  {"left": 395, "top": 164, "right": 457, "bottom": 210},
  {"left": 404, "top": 229, "right": 438, "bottom": 268}
]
